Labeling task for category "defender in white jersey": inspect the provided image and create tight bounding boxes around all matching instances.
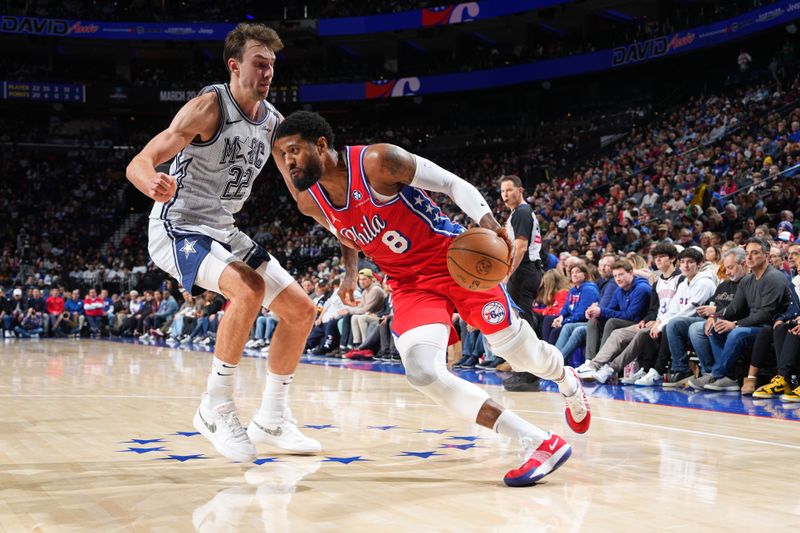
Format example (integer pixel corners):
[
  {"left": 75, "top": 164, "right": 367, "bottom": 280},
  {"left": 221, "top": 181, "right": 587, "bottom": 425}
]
[{"left": 126, "top": 23, "right": 320, "bottom": 462}]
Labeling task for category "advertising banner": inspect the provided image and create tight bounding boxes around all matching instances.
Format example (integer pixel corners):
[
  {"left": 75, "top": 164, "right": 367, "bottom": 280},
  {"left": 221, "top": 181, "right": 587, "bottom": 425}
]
[{"left": 301, "top": 0, "right": 800, "bottom": 102}]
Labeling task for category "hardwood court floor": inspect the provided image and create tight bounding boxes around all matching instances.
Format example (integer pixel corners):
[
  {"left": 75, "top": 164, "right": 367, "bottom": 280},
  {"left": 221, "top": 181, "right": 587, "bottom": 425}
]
[{"left": 0, "top": 339, "right": 798, "bottom": 532}]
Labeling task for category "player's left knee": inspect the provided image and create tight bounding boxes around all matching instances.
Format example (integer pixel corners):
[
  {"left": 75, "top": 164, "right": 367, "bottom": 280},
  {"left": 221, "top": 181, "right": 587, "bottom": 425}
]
[{"left": 486, "top": 316, "right": 563, "bottom": 378}]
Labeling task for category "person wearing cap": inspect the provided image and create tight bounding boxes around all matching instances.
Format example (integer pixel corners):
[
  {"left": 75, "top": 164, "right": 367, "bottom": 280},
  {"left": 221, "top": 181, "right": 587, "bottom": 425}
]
[
  {"left": 777, "top": 230, "right": 794, "bottom": 261},
  {"left": 778, "top": 211, "right": 798, "bottom": 236},
  {"left": 339, "top": 269, "right": 385, "bottom": 355},
  {"left": 1, "top": 288, "right": 29, "bottom": 338},
  {"left": 656, "top": 224, "right": 673, "bottom": 243}
]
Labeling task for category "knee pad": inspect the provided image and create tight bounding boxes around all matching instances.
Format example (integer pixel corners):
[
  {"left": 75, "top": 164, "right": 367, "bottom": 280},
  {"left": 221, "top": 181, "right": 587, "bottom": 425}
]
[
  {"left": 396, "top": 324, "right": 489, "bottom": 422},
  {"left": 486, "top": 316, "right": 564, "bottom": 380}
]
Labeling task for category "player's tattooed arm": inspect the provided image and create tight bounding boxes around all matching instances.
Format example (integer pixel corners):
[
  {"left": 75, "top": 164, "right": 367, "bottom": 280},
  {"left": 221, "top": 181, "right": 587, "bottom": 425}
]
[
  {"left": 363, "top": 144, "right": 416, "bottom": 191},
  {"left": 380, "top": 144, "right": 416, "bottom": 182}
]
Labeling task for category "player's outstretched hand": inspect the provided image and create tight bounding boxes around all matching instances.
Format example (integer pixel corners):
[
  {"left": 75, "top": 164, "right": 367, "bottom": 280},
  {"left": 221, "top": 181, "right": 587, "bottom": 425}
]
[
  {"left": 149, "top": 172, "right": 177, "bottom": 203},
  {"left": 339, "top": 274, "right": 357, "bottom": 306}
]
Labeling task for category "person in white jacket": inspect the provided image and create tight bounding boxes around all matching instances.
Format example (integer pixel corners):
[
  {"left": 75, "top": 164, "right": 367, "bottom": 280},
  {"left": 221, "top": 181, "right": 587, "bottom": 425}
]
[
  {"left": 630, "top": 247, "right": 718, "bottom": 386},
  {"left": 650, "top": 247, "right": 718, "bottom": 386}
]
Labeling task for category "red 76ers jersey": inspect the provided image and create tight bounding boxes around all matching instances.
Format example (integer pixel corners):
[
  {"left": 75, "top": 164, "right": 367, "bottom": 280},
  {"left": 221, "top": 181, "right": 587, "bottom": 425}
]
[{"left": 306, "top": 145, "right": 465, "bottom": 280}]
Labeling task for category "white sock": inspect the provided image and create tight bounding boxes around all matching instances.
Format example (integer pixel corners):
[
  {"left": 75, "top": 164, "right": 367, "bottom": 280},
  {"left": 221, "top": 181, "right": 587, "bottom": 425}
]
[
  {"left": 554, "top": 368, "right": 578, "bottom": 397},
  {"left": 493, "top": 410, "right": 548, "bottom": 445},
  {"left": 206, "top": 357, "right": 237, "bottom": 407},
  {"left": 258, "top": 372, "right": 294, "bottom": 424}
]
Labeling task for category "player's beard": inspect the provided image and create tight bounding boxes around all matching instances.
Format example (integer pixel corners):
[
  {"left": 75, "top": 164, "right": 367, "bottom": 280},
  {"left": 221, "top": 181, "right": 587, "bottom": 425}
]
[{"left": 292, "top": 155, "right": 323, "bottom": 191}]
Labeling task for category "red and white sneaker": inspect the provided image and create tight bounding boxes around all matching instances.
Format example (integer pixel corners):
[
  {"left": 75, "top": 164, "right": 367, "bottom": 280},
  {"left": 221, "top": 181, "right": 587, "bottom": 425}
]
[
  {"left": 344, "top": 349, "right": 374, "bottom": 360},
  {"left": 563, "top": 367, "right": 591, "bottom": 434},
  {"left": 503, "top": 433, "right": 572, "bottom": 487}
]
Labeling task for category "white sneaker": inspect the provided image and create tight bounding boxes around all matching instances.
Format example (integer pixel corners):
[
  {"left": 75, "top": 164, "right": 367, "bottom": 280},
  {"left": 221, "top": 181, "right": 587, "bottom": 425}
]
[
  {"left": 621, "top": 367, "right": 646, "bottom": 385},
  {"left": 180, "top": 335, "right": 193, "bottom": 345},
  {"left": 260, "top": 345, "right": 270, "bottom": 354},
  {"left": 138, "top": 333, "right": 150, "bottom": 342},
  {"left": 193, "top": 394, "right": 257, "bottom": 463},
  {"left": 562, "top": 367, "right": 591, "bottom": 434},
  {"left": 575, "top": 361, "right": 597, "bottom": 380},
  {"left": 245, "top": 339, "right": 257, "bottom": 349},
  {"left": 593, "top": 364, "right": 616, "bottom": 384},
  {"left": 634, "top": 368, "right": 662, "bottom": 387},
  {"left": 247, "top": 411, "right": 321, "bottom": 454}
]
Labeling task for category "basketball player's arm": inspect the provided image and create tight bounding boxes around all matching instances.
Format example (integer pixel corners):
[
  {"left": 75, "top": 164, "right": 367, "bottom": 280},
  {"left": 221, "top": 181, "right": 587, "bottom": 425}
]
[
  {"left": 291, "top": 193, "right": 360, "bottom": 305},
  {"left": 364, "top": 144, "right": 512, "bottom": 257},
  {"left": 126, "top": 92, "right": 220, "bottom": 203},
  {"left": 272, "top": 140, "right": 362, "bottom": 304}
]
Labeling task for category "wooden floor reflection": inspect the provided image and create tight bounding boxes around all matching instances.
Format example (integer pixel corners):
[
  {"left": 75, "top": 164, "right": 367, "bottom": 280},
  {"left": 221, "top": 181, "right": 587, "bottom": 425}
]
[{"left": 1, "top": 339, "right": 798, "bottom": 532}]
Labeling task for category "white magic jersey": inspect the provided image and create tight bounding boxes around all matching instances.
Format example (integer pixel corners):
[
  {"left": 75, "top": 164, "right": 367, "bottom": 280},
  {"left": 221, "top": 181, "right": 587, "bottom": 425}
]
[{"left": 150, "top": 83, "right": 280, "bottom": 241}]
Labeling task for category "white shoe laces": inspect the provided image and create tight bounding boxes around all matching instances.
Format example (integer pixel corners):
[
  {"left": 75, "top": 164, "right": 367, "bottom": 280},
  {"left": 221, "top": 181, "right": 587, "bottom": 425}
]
[
  {"left": 519, "top": 436, "right": 551, "bottom": 464},
  {"left": 216, "top": 403, "right": 248, "bottom": 441}
]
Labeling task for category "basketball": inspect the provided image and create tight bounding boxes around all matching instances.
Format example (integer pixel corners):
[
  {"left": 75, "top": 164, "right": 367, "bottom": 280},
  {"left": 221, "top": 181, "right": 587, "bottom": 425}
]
[{"left": 447, "top": 228, "right": 511, "bottom": 291}]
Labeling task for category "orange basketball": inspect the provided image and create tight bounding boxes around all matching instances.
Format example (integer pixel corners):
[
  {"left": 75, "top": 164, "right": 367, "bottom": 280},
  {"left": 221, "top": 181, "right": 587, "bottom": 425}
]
[{"left": 447, "top": 228, "right": 511, "bottom": 291}]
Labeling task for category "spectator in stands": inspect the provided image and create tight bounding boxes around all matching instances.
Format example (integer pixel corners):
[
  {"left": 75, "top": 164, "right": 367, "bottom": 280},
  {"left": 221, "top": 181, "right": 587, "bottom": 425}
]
[
  {"left": 551, "top": 263, "right": 599, "bottom": 363},
  {"left": 83, "top": 288, "right": 106, "bottom": 337},
  {"left": 640, "top": 183, "right": 659, "bottom": 210},
  {"left": 453, "top": 319, "right": 485, "bottom": 370},
  {"left": 752, "top": 243, "right": 800, "bottom": 399},
  {"left": 44, "top": 288, "right": 64, "bottom": 337},
  {"left": 140, "top": 290, "right": 178, "bottom": 341},
  {"left": 28, "top": 289, "right": 45, "bottom": 315},
  {"left": 578, "top": 244, "right": 679, "bottom": 384},
  {"left": 64, "top": 289, "right": 85, "bottom": 334},
  {"left": 181, "top": 291, "right": 225, "bottom": 345},
  {"left": 686, "top": 247, "right": 748, "bottom": 390},
  {"left": 340, "top": 269, "right": 385, "bottom": 352},
  {"left": 374, "top": 290, "right": 400, "bottom": 363},
  {"left": 52, "top": 309, "right": 80, "bottom": 338},
  {"left": 532, "top": 269, "right": 571, "bottom": 342},
  {"left": 583, "top": 259, "right": 651, "bottom": 362},
  {"left": 583, "top": 254, "right": 619, "bottom": 358},
  {"left": 14, "top": 306, "right": 43, "bottom": 338},
  {"left": 109, "top": 290, "right": 135, "bottom": 334},
  {"left": 118, "top": 290, "right": 151, "bottom": 337},
  {"left": 167, "top": 289, "right": 195, "bottom": 344},
  {"left": 659, "top": 247, "right": 719, "bottom": 387},
  {"left": 1, "top": 288, "right": 28, "bottom": 337},
  {"left": 306, "top": 279, "right": 344, "bottom": 355},
  {"left": 701, "top": 238, "right": 792, "bottom": 392},
  {"left": 345, "top": 280, "right": 395, "bottom": 360}
]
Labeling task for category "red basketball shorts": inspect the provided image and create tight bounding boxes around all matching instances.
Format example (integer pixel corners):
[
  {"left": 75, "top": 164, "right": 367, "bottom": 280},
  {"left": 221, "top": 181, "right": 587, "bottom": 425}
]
[{"left": 388, "top": 265, "right": 515, "bottom": 346}]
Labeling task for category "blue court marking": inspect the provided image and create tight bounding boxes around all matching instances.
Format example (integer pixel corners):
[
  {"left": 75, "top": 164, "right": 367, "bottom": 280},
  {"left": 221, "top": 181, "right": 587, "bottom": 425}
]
[{"left": 103, "top": 338, "right": 800, "bottom": 422}]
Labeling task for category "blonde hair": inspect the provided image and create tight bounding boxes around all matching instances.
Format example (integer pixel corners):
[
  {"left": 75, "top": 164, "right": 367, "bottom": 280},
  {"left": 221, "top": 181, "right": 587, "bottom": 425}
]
[{"left": 628, "top": 253, "right": 648, "bottom": 271}]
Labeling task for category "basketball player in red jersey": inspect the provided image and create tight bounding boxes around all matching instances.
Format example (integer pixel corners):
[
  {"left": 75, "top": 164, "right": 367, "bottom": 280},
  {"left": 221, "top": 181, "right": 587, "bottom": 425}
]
[{"left": 272, "top": 111, "right": 590, "bottom": 487}]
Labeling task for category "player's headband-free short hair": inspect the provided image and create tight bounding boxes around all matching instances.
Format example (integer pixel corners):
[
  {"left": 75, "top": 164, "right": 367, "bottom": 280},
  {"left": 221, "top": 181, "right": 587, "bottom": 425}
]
[
  {"left": 223, "top": 23, "right": 283, "bottom": 72},
  {"left": 275, "top": 111, "right": 336, "bottom": 148},
  {"left": 498, "top": 175, "right": 523, "bottom": 188}
]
